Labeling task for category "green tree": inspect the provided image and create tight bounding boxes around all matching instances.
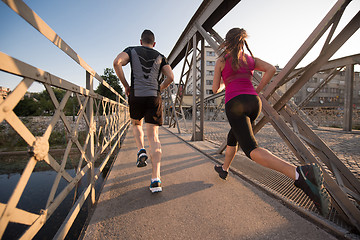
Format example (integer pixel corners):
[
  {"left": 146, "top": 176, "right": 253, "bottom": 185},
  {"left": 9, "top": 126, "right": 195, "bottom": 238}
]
[
  {"left": 35, "top": 88, "right": 67, "bottom": 115},
  {"left": 13, "top": 88, "right": 79, "bottom": 116},
  {"left": 13, "top": 96, "right": 40, "bottom": 116},
  {"left": 13, "top": 73, "right": 125, "bottom": 117},
  {"left": 95, "top": 68, "right": 125, "bottom": 102},
  {"left": 63, "top": 94, "right": 79, "bottom": 117}
]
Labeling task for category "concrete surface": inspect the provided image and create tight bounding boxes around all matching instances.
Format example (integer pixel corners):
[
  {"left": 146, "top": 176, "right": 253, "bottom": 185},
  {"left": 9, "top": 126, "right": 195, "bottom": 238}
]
[{"left": 83, "top": 126, "right": 338, "bottom": 240}]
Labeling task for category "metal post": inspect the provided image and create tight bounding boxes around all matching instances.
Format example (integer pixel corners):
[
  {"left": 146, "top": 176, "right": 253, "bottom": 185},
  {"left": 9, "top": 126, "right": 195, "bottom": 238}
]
[
  {"left": 343, "top": 64, "right": 354, "bottom": 131},
  {"left": 192, "top": 35, "right": 197, "bottom": 141},
  {"left": 86, "top": 71, "right": 95, "bottom": 204},
  {"left": 117, "top": 95, "right": 121, "bottom": 148},
  {"left": 199, "top": 37, "right": 205, "bottom": 140}
]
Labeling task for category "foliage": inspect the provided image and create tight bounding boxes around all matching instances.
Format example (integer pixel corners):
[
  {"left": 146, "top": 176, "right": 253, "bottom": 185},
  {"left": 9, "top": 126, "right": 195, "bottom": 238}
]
[
  {"left": 13, "top": 97, "right": 41, "bottom": 116},
  {"left": 12, "top": 68, "right": 124, "bottom": 117},
  {"left": 13, "top": 87, "right": 79, "bottom": 117},
  {"left": 95, "top": 68, "right": 125, "bottom": 102}
]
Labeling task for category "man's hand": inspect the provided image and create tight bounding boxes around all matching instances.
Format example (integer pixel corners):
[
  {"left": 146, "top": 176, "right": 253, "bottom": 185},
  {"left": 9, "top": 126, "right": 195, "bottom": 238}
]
[
  {"left": 125, "top": 86, "right": 130, "bottom": 96},
  {"left": 160, "top": 65, "right": 174, "bottom": 91}
]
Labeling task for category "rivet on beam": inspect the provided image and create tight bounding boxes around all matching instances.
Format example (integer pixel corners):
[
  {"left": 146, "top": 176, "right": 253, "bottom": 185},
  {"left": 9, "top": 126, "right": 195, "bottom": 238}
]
[{"left": 28, "top": 136, "right": 49, "bottom": 161}]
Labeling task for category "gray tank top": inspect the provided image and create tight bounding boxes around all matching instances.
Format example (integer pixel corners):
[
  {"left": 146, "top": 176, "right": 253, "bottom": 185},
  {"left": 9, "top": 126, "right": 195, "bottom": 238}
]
[{"left": 124, "top": 46, "right": 168, "bottom": 97}]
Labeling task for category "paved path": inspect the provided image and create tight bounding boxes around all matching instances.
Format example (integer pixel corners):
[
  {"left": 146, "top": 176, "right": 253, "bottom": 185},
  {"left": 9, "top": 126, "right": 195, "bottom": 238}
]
[{"left": 83, "top": 126, "right": 337, "bottom": 240}]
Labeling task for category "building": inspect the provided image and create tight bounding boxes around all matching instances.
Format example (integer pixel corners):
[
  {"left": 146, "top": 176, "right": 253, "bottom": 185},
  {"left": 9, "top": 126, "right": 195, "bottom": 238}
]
[
  {"left": 182, "top": 46, "right": 220, "bottom": 119},
  {"left": 185, "top": 45, "right": 216, "bottom": 98},
  {"left": 289, "top": 70, "right": 360, "bottom": 109},
  {"left": 0, "top": 86, "right": 10, "bottom": 99}
]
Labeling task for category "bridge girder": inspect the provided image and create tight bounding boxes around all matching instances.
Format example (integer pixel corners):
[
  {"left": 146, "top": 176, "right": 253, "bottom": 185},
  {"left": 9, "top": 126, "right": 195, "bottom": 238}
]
[{"left": 165, "top": 0, "right": 360, "bottom": 232}]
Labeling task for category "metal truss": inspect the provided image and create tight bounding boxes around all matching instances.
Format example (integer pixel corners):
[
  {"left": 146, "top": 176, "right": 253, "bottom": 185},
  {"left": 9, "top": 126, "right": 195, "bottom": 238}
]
[
  {"left": 0, "top": 0, "right": 129, "bottom": 239},
  {"left": 167, "top": 41, "right": 194, "bottom": 133},
  {"left": 165, "top": 0, "right": 360, "bottom": 232},
  {"left": 298, "top": 54, "right": 360, "bottom": 110},
  {"left": 166, "top": 0, "right": 240, "bottom": 139}
]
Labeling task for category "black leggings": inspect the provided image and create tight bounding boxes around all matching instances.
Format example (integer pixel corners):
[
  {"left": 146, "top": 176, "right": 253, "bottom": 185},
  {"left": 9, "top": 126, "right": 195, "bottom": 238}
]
[{"left": 225, "top": 94, "right": 262, "bottom": 159}]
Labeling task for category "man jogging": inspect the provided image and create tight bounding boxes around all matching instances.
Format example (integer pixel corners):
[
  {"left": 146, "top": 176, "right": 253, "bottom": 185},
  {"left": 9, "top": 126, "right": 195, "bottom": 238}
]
[{"left": 113, "top": 29, "right": 174, "bottom": 193}]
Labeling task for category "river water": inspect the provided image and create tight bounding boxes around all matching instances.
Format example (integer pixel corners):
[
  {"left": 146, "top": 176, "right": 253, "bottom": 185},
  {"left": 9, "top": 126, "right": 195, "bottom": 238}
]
[{"left": 0, "top": 163, "right": 111, "bottom": 239}]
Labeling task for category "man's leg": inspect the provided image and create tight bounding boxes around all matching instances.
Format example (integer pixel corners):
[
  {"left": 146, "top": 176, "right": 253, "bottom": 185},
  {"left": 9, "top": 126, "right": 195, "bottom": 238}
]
[
  {"left": 145, "top": 123, "right": 161, "bottom": 179},
  {"left": 131, "top": 118, "right": 145, "bottom": 150},
  {"left": 132, "top": 118, "right": 148, "bottom": 167}
]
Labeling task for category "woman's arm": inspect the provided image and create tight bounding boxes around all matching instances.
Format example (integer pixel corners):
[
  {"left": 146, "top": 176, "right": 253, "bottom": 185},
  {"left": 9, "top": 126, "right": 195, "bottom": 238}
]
[
  {"left": 212, "top": 57, "right": 225, "bottom": 94},
  {"left": 254, "top": 57, "right": 276, "bottom": 94}
]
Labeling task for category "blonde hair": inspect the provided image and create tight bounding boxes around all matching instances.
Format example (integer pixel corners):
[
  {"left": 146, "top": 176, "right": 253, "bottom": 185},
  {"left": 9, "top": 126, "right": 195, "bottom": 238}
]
[{"left": 218, "top": 28, "right": 254, "bottom": 70}]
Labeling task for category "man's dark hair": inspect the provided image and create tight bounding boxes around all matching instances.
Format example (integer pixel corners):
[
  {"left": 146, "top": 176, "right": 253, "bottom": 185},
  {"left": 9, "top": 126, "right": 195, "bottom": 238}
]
[{"left": 141, "top": 29, "right": 155, "bottom": 45}]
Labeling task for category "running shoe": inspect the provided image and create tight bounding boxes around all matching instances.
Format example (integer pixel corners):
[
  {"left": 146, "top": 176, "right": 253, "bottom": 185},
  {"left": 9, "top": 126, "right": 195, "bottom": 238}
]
[
  {"left": 214, "top": 165, "right": 228, "bottom": 180},
  {"left": 136, "top": 148, "right": 148, "bottom": 167},
  {"left": 294, "top": 163, "right": 331, "bottom": 216},
  {"left": 149, "top": 179, "right": 162, "bottom": 193}
]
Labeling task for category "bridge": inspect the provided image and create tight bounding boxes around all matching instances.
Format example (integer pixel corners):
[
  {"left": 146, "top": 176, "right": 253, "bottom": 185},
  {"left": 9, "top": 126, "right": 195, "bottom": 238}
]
[{"left": 0, "top": 0, "right": 359, "bottom": 239}]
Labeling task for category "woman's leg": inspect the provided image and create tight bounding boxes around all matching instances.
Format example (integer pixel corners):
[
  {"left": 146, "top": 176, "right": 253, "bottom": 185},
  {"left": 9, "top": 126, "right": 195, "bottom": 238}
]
[
  {"left": 225, "top": 95, "right": 295, "bottom": 179},
  {"left": 222, "top": 129, "right": 238, "bottom": 171},
  {"left": 250, "top": 147, "right": 296, "bottom": 180},
  {"left": 223, "top": 96, "right": 330, "bottom": 216},
  {"left": 223, "top": 145, "right": 237, "bottom": 171}
]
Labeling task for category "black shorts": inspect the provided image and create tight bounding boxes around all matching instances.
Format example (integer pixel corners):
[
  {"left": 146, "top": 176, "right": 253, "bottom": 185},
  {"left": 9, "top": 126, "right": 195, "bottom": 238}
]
[
  {"left": 128, "top": 94, "right": 163, "bottom": 126},
  {"left": 225, "top": 94, "right": 261, "bottom": 158}
]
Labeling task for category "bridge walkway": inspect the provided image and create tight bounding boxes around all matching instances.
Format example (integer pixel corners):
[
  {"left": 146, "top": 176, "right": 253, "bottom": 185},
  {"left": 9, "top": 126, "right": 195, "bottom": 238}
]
[{"left": 83, "top": 126, "right": 336, "bottom": 240}]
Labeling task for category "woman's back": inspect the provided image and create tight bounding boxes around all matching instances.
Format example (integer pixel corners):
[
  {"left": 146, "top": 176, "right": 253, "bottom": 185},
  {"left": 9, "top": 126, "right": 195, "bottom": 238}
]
[{"left": 221, "top": 54, "right": 257, "bottom": 103}]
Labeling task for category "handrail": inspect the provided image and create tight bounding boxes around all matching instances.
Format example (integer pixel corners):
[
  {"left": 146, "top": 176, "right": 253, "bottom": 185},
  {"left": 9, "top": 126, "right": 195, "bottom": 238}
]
[
  {"left": 2, "top": 0, "right": 127, "bottom": 103},
  {"left": 0, "top": 52, "right": 130, "bottom": 239},
  {"left": 0, "top": 1, "right": 129, "bottom": 239}
]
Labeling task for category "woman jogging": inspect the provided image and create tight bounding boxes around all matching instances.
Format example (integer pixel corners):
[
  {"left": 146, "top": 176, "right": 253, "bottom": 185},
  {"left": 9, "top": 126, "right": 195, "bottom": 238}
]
[{"left": 212, "top": 27, "right": 331, "bottom": 216}]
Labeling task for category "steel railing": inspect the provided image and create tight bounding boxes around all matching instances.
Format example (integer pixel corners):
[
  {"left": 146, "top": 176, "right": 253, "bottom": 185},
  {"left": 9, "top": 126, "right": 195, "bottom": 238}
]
[{"left": 0, "top": 0, "right": 130, "bottom": 239}]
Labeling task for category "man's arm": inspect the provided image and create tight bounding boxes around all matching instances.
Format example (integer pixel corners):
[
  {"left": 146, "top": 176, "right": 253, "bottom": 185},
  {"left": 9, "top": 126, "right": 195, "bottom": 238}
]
[
  {"left": 160, "top": 65, "right": 174, "bottom": 91},
  {"left": 113, "top": 52, "right": 131, "bottom": 96}
]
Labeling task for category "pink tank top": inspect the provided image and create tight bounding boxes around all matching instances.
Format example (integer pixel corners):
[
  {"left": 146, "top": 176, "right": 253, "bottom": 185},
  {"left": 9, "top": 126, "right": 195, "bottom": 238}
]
[{"left": 221, "top": 54, "right": 257, "bottom": 103}]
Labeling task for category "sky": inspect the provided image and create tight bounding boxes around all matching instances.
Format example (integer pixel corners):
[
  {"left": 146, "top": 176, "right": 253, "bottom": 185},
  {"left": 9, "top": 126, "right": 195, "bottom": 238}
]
[{"left": 0, "top": 0, "right": 359, "bottom": 93}]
